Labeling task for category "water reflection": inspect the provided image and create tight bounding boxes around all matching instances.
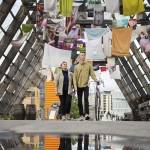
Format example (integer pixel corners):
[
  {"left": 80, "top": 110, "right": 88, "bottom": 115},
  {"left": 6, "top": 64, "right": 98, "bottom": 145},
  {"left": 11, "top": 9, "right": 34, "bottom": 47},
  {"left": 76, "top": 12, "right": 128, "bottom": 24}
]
[{"left": 0, "top": 132, "right": 150, "bottom": 150}]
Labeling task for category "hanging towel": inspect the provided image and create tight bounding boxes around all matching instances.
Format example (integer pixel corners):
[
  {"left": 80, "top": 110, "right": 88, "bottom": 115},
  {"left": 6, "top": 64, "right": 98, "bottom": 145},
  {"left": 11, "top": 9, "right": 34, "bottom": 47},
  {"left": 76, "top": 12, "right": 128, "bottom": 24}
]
[
  {"left": 106, "top": 57, "right": 115, "bottom": 67},
  {"left": 108, "top": 65, "right": 121, "bottom": 79},
  {"left": 93, "top": 6, "right": 104, "bottom": 26},
  {"left": 86, "top": 37, "right": 106, "bottom": 61},
  {"left": 112, "top": 28, "right": 132, "bottom": 56},
  {"left": 42, "top": 43, "right": 71, "bottom": 68},
  {"left": 84, "top": 28, "right": 107, "bottom": 40},
  {"left": 112, "top": 14, "right": 129, "bottom": 28},
  {"left": 103, "top": 29, "right": 112, "bottom": 57},
  {"left": 59, "top": 0, "right": 73, "bottom": 17},
  {"left": 44, "top": 0, "right": 57, "bottom": 16},
  {"left": 123, "top": 0, "right": 145, "bottom": 16},
  {"left": 105, "top": 0, "right": 120, "bottom": 13}
]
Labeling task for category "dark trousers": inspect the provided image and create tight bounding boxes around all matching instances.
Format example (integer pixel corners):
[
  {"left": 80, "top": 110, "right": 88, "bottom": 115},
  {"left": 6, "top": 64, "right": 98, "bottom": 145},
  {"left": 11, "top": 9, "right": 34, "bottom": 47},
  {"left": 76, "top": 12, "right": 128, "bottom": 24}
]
[
  {"left": 59, "top": 92, "right": 72, "bottom": 116},
  {"left": 77, "top": 134, "right": 89, "bottom": 150},
  {"left": 59, "top": 137, "right": 72, "bottom": 150},
  {"left": 77, "top": 86, "right": 89, "bottom": 116}
]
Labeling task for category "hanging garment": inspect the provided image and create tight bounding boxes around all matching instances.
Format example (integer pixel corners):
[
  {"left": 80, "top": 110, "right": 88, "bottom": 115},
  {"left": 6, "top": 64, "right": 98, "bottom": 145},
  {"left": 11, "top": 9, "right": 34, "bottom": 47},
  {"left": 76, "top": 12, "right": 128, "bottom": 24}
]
[
  {"left": 106, "top": 57, "right": 115, "bottom": 67},
  {"left": 123, "top": 0, "right": 145, "bottom": 16},
  {"left": 105, "top": 0, "right": 120, "bottom": 13},
  {"left": 108, "top": 65, "right": 121, "bottom": 79},
  {"left": 59, "top": 0, "right": 73, "bottom": 17},
  {"left": 139, "top": 37, "right": 150, "bottom": 52},
  {"left": 112, "top": 14, "right": 129, "bottom": 28},
  {"left": 84, "top": 28, "right": 107, "bottom": 40},
  {"left": 131, "top": 26, "right": 147, "bottom": 42},
  {"left": 11, "top": 33, "right": 29, "bottom": 47},
  {"left": 112, "top": 28, "right": 132, "bottom": 56},
  {"left": 100, "top": 66, "right": 108, "bottom": 72},
  {"left": 86, "top": 37, "right": 106, "bottom": 61},
  {"left": 68, "top": 28, "right": 79, "bottom": 38},
  {"left": 44, "top": 0, "right": 57, "bottom": 16},
  {"left": 72, "top": 6, "right": 79, "bottom": 24},
  {"left": 22, "top": 24, "right": 33, "bottom": 33},
  {"left": 93, "top": 7, "right": 104, "bottom": 26},
  {"left": 104, "top": 12, "right": 112, "bottom": 20},
  {"left": 145, "top": 42, "right": 150, "bottom": 52},
  {"left": 42, "top": 43, "right": 71, "bottom": 68},
  {"left": 41, "top": 18, "right": 47, "bottom": 28},
  {"left": 103, "top": 29, "right": 112, "bottom": 57}
]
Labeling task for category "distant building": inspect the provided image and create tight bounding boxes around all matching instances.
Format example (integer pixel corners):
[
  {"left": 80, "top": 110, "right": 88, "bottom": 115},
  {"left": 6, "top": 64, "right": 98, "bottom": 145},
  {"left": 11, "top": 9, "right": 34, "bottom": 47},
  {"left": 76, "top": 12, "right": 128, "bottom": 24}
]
[
  {"left": 111, "top": 89, "right": 131, "bottom": 117},
  {"left": 100, "top": 91, "right": 112, "bottom": 114}
]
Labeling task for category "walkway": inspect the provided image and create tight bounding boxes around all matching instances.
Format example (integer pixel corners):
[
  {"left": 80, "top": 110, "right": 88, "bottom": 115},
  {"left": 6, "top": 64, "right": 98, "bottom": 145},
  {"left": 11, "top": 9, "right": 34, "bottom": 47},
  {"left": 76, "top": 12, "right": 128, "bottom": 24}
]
[{"left": 0, "top": 120, "right": 150, "bottom": 138}]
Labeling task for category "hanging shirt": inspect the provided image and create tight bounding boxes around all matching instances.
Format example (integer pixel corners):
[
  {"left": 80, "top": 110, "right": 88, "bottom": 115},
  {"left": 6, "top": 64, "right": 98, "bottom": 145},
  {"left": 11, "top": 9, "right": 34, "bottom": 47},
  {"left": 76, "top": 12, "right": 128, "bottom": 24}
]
[
  {"left": 112, "top": 28, "right": 132, "bottom": 56},
  {"left": 59, "top": 0, "right": 73, "bottom": 17},
  {"left": 123, "top": 0, "right": 145, "bottom": 16}
]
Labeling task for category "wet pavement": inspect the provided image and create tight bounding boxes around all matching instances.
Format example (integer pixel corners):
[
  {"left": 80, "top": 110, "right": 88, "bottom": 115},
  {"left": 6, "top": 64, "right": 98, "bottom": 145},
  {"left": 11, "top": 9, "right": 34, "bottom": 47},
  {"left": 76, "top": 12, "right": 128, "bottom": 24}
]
[{"left": 0, "top": 131, "right": 150, "bottom": 150}]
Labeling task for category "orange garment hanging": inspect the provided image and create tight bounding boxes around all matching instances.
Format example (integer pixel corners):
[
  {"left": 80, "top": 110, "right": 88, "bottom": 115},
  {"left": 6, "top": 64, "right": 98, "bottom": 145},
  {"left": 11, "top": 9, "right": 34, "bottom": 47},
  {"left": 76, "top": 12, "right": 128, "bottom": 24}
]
[{"left": 112, "top": 28, "right": 132, "bottom": 56}]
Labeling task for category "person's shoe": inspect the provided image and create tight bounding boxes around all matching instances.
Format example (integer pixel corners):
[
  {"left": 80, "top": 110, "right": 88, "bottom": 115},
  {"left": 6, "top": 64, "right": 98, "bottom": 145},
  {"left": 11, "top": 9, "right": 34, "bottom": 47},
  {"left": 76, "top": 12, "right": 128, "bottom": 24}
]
[
  {"left": 61, "top": 115, "right": 66, "bottom": 121},
  {"left": 65, "top": 114, "right": 71, "bottom": 120},
  {"left": 78, "top": 116, "right": 84, "bottom": 121},
  {"left": 85, "top": 114, "right": 90, "bottom": 120}
]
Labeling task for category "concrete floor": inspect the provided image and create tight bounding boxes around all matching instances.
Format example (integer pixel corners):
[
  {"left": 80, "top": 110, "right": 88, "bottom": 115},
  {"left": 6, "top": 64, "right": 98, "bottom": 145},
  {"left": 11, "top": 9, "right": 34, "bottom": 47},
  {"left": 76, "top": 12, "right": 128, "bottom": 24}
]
[{"left": 0, "top": 120, "right": 150, "bottom": 138}]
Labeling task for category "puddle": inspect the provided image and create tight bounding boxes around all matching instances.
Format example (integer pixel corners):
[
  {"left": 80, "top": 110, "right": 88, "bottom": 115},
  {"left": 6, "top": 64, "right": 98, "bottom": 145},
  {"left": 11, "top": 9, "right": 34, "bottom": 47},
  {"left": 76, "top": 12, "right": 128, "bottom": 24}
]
[{"left": 0, "top": 131, "right": 150, "bottom": 149}]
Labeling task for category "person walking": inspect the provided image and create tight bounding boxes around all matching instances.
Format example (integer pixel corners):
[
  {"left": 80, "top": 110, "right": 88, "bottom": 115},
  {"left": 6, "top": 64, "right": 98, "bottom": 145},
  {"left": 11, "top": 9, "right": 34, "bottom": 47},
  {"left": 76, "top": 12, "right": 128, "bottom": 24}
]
[
  {"left": 55, "top": 61, "right": 74, "bottom": 120},
  {"left": 73, "top": 53, "right": 97, "bottom": 121}
]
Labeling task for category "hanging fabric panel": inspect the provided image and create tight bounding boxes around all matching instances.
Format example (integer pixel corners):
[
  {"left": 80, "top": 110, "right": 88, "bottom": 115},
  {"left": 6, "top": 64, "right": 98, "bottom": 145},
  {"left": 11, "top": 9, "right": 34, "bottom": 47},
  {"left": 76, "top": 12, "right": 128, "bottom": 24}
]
[
  {"left": 112, "top": 28, "right": 132, "bottom": 56},
  {"left": 59, "top": 0, "right": 73, "bottom": 17},
  {"left": 86, "top": 36, "right": 106, "bottom": 61},
  {"left": 44, "top": 0, "right": 57, "bottom": 17},
  {"left": 103, "top": 29, "right": 112, "bottom": 57},
  {"left": 123, "top": 0, "right": 145, "bottom": 16},
  {"left": 105, "top": 0, "right": 120, "bottom": 13},
  {"left": 42, "top": 43, "right": 71, "bottom": 68},
  {"left": 84, "top": 28, "right": 107, "bottom": 40}
]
